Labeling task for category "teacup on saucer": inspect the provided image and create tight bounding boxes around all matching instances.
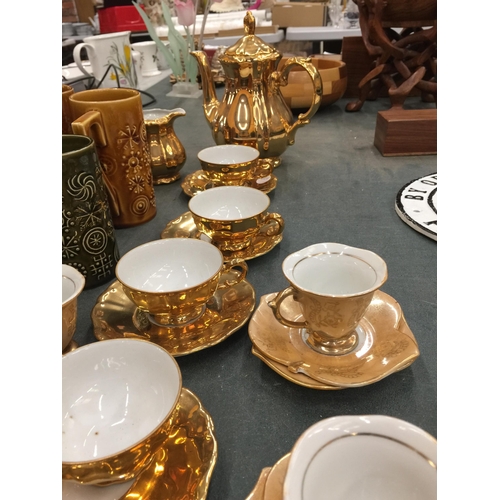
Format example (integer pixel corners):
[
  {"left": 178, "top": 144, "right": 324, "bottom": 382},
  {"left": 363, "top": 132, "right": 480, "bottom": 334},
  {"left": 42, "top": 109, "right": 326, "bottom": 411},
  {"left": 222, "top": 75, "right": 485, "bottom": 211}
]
[
  {"left": 92, "top": 267, "right": 256, "bottom": 356},
  {"left": 62, "top": 387, "right": 217, "bottom": 500},
  {"left": 62, "top": 339, "right": 182, "bottom": 485},
  {"left": 161, "top": 211, "right": 283, "bottom": 261},
  {"left": 115, "top": 238, "right": 248, "bottom": 327},
  {"left": 249, "top": 290, "right": 419, "bottom": 389},
  {"left": 188, "top": 186, "right": 284, "bottom": 253},
  {"left": 283, "top": 415, "right": 437, "bottom": 500}
]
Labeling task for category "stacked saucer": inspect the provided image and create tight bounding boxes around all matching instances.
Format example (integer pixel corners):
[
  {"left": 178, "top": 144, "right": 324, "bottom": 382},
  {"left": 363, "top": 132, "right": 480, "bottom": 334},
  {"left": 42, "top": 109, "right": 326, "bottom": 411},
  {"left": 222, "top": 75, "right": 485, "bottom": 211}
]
[{"left": 246, "top": 415, "right": 437, "bottom": 500}]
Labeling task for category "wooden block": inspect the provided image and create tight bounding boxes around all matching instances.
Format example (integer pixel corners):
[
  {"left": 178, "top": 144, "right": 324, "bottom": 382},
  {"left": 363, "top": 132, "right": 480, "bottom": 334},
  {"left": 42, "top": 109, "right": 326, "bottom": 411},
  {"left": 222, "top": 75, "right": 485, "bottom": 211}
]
[{"left": 374, "top": 108, "right": 436, "bottom": 156}]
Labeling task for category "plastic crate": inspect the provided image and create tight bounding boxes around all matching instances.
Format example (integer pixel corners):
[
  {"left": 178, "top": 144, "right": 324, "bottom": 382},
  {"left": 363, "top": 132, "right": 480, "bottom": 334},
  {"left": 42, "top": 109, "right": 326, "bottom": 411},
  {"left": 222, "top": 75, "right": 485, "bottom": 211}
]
[{"left": 98, "top": 6, "right": 147, "bottom": 33}]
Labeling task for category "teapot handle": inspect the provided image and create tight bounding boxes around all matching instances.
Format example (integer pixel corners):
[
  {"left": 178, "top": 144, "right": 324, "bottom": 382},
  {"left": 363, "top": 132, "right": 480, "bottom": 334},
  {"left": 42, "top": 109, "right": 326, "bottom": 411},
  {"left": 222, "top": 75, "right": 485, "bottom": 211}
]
[{"left": 272, "top": 57, "right": 322, "bottom": 144}]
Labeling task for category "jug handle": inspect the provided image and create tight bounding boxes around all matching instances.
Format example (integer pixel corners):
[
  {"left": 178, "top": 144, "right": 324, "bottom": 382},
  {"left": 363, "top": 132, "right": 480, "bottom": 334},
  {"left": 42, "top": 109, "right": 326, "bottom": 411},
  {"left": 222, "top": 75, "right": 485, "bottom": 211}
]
[
  {"left": 73, "top": 43, "right": 94, "bottom": 79},
  {"left": 271, "top": 57, "right": 322, "bottom": 144},
  {"left": 71, "top": 111, "right": 121, "bottom": 217}
]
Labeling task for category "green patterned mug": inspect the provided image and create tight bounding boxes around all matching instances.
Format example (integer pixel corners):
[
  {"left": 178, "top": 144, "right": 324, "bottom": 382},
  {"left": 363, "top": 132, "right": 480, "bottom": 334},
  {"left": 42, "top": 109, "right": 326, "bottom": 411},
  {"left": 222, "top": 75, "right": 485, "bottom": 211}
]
[{"left": 62, "top": 135, "right": 120, "bottom": 288}]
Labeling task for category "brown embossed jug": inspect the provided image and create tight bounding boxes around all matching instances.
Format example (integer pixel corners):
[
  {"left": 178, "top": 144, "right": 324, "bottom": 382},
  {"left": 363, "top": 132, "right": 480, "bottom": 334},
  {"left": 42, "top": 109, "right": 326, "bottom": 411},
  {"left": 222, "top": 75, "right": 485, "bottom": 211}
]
[{"left": 70, "top": 88, "right": 156, "bottom": 228}]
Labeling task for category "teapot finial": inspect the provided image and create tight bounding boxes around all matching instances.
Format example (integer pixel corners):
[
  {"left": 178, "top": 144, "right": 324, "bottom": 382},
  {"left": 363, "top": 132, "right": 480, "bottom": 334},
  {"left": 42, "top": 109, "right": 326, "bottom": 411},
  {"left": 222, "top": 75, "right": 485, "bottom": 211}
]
[{"left": 244, "top": 11, "right": 255, "bottom": 35}]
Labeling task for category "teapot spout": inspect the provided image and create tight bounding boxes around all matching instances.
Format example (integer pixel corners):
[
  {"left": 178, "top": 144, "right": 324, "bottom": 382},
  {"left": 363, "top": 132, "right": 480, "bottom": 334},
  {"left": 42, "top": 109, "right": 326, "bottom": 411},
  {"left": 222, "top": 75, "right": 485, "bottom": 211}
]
[{"left": 190, "top": 50, "right": 220, "bottom": 124}]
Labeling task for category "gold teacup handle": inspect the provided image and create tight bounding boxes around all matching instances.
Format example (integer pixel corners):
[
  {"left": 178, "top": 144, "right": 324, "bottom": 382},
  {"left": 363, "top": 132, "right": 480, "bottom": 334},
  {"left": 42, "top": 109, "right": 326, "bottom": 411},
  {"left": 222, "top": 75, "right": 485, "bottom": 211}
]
[
  {"left": 271, "top": 57, "right": 322, "bottom": 145},
  {"left": 218, "top": 258, "right": 248, "bottom": 288},
  {"left": 260, "top": 212, "right": 285, "bottom": 237},
  {"left": 268, "top": 287, "right": 307, "bottom": 329},
  {"left": 71, "top": 111, "right": 121, "bottom": 217}
]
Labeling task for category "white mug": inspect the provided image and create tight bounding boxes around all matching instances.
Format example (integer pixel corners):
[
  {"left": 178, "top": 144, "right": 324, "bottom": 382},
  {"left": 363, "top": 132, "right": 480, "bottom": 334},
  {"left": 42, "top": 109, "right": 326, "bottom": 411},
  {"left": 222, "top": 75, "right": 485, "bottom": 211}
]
[
  {"left": 73, "top": 31, "right": 138, "bottom": 88},
  {"left": 132, "top": 41, "right": 161, "bottom": 77}
]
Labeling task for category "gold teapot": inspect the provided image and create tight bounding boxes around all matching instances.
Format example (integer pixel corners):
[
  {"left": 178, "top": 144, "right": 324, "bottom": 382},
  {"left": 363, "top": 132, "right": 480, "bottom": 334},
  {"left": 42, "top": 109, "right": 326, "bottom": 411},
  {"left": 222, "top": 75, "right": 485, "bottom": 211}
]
[{"left": 191, "top": 11, "right": 322, "bottom": 166}]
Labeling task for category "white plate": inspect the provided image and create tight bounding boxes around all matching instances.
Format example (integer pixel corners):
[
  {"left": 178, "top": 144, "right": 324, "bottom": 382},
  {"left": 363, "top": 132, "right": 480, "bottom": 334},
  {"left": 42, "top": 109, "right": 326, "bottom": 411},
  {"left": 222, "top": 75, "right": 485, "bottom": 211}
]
[{"left": 283, "top": 415, "right": 437, "bottom": 500}]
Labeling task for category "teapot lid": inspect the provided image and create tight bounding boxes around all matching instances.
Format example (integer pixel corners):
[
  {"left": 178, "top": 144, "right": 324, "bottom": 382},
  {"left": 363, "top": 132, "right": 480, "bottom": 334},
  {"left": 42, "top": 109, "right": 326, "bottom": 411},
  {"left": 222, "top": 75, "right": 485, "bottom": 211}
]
[{"left": 219, "top": 11, "right": 281, "bottom": 64}]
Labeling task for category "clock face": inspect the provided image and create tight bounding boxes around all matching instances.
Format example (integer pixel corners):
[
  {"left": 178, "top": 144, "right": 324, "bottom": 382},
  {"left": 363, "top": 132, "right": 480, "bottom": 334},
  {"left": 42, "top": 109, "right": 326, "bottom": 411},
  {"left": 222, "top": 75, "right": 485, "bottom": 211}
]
[{"left": 395, "top": 173, "right": 437, "bottom": 241}]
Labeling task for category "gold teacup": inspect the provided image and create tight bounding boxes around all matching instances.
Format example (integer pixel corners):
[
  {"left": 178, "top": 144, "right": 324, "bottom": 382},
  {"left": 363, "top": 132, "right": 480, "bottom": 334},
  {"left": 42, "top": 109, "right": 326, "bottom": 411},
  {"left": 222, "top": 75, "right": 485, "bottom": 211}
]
[
  {"left": 62, "top": 264, "right": 85, "bottom": 352},
  {"left": 198, "top": 144, "right": 261, "bottom": 186},
  {"left": 269, "top": 243, "right": 388, "bottom": 356},
  {"left": 188, "top": 186, "right": 285, "bottom": 253},
  {"left": 115, "top": 238, "right": 248, "bottom": 326},
  {"left": 62, "top": 339, "right": 182, "bottom": 485}
]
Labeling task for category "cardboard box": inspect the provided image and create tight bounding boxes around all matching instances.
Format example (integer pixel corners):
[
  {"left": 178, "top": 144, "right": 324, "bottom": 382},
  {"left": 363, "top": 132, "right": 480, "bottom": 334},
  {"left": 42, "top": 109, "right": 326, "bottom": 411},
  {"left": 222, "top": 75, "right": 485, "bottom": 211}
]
[{"left": 271, "top": 2, "right": 327, "bottom": 28}]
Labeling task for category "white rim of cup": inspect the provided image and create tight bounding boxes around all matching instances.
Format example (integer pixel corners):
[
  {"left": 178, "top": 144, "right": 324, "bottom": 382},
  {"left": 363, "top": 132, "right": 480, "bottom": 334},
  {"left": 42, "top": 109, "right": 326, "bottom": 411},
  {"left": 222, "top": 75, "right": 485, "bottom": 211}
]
[
  {"left": 62, "top": 264, "right": 86, "bottom": 306},
  {"left": 282, "top": 414, "right": 437, "bottom": 500},
  {"left": 62, "top": 338, "right": 182, "bottom": 464},
  {"left": 115, "top": 238, "right": 225, "bottom": 294},
  {"left": 197, "top": 144, "right": 260, "bottom": 165},
  {"left": 282, "top": 242, "right": 388, "bottom": 298},
  {"left": 189, "top": 185, "right": 271, "bottom": 221}
]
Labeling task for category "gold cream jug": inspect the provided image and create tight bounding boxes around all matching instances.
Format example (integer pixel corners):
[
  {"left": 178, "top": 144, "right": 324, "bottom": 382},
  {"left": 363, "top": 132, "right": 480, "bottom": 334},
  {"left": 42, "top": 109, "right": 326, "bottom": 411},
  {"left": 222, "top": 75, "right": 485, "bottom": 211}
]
[{"left": 191, "top": 11, "right": 322, "bottom": 166}]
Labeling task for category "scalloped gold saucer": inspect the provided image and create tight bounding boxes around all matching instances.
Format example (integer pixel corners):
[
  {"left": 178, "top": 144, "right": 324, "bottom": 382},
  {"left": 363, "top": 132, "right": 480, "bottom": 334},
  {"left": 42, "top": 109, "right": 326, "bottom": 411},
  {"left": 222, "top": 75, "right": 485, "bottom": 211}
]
[
  {"left": 92, "top": 270, "right": 256, "bottom": 356},
  {"left": 246, "top": 468, "right": 272, "bottom": 500},
  {"left": 160, "top": 211, "right": 283, "bottom": 261},
  {"left": 181, "top": 169, "right": 277, "bottom": 197},
  {"left": 249, "top": 291, "right": 419, "bottom": 389},
  {"left": 251, "top": 345, "right": 337, "bottom": 390},
  {"left": 62, "top": 387, "right": 217, "bottom": 500},
  {"left": 62, "top": 340, "right": 78, "bottom": 355},
  {"left": 245, "top": 454, "right": 290, "bottom": 500}
]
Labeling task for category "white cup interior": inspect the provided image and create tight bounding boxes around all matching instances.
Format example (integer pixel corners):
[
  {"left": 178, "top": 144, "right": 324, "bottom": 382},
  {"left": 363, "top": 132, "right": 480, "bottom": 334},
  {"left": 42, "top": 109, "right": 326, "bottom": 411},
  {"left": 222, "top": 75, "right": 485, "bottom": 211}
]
[
  {"left": 62, "top": 339, "right": 181, "bottom": 462},
  {"left": 302, "top": 434, "right": 436, "bottom": 500},
  {"left": 293, "top": 253, "right": 377, "bottom": 295},
  {"left": 115, "top": 239, "right": 223, "bottom": 292},
  {"left": 283, "top": 415, "right": 436, "bottom": 500},
  {"left": 198, "top": 145, "right": 259, "bottom": 165},
  {"left": 283, "top": 243, "right": 387, "bottom": 296},
  {"left": 62, "top": 265, "right": 85, "bottom": 305},
  {"left": 189, "top": 186, "right": 270, "bottom": 220}
]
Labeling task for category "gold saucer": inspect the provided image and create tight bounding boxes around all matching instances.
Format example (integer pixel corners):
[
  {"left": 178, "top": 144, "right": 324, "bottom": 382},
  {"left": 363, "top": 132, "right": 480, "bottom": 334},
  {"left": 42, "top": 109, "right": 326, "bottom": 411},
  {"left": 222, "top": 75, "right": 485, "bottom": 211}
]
[
  {"left": 160, "top": 211, "right": 283, "bottom": 261},
  {"left": 246, "top": 467, "right": 271, "bottom": 500},
  {"left": 251, "top": 345, "right": 337, "bottom": 390},
  {"left": 249, "top": 291, "right": 419, "bottom": 389},
  {"left": 92, "top": 270, "right": 256, "bottom": 356},
  {"left": 62, "top": 387, "right": 217, "bottom": 500},
  {"left": 245, "top": 454, "right": 290, "bottom": 500},
  {"left": 181, "top": 169, "right": 277, "bottom": 197},
  {"left": 62, "top": 340, "right": 79, "bottom": 355}
]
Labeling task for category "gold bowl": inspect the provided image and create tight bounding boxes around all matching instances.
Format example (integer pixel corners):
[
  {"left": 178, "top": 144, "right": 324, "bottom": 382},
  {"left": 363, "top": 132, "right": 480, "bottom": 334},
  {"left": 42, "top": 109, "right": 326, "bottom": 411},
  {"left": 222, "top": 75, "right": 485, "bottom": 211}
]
[
  {"left": 62, "top": 264, "right": 85, "bottom": 352},
  {"left": 278, "top": 55, "right": 347, "bottom": 109},
  {"left": 115, "top": 238, "right": 248, "bottom": 326},
  {"left": 62, "top": 338, "right": 182, "bottom": 485},
  {"left": 198, "top": 144, "right": 260, "bottom": 185}
]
